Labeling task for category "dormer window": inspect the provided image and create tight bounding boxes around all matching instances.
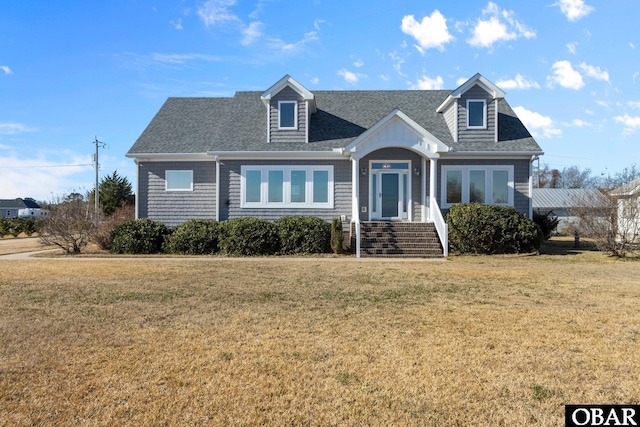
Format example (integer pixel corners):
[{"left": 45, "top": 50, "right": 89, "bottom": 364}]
[
  {"left": 278, "top": 101, "right": 297, "bottom": 129},
  {"left": 467, "top": 100, "right": 487, "bottom": 129}
]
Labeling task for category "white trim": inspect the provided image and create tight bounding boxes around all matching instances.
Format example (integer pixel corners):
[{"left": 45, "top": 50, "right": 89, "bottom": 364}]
[
  {"left": 210, "top": 151, "right": 345, "bottom": 160},
  {"left": 126, "top": 153, "right": 210, "bottom": 160},
  {"left": 261, "top": 74, "right": 316, "bottom": 111},
  {"left": 165, "top": 170, "right": 194, "bottom": 192},
  {"left": 215, "top": 156, "right": 220, "bottom": 222},
  {"left": 494, "top": 99, "right": 499, "bottom": 143},
  {"left": 240, "top": 165, "right": 334, "bottom": 209},
  {"left": 429, "top": 158, "right": 437, "bottom": 221},
  {"left": 440, "top": 151, "right": 544, "bottom": 158},
  {"left": 441, "top": 165, "right": 514, "bottom": 209},
  {"left": 466, "top": 99, "right": 487, "bottom": 129},
  {"left": 134, "top": 159, "right": 140, "bottom": 219},
  {"left": 278, "top": 100, "right": 298, "bottom": 130},
  {"left": 368, "top": 160, "right": 411, "bottom": 221}
]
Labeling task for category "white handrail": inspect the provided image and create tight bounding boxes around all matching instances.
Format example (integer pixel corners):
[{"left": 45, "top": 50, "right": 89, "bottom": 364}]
[{"left": 430, "top": 198, "right": 449, "bottom": 257}]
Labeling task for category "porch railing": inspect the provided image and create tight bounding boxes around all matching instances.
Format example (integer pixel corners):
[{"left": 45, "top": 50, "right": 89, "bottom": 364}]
[{"left": 430, "top": 198, "right": 449, "bottom": 257}]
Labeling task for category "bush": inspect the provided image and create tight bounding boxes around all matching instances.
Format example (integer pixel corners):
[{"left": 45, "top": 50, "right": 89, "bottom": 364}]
[
  {"left": 447, "top": 203, "right": 542, "bottom": 254},
  {"left": 92, "top": 205, "right": 135, "bottom": 250},
  {"left": 218, "top": 217, "right": 279, "bottom": 256},
  {"left": 533, "top": 211, "right": 560, "bottom": 241},
  {"left": 39, "top": 196, "right": 97, "bottom": 254},
  {"left": 165, "top": 219, "right": 219, "bottom": 255},
  {"left": 109, "top": 219, "right": 169, "bottom": 254},
  {"left": 330, "top": 217, "right": 344, "bottom": 255},
  {"left": 275, "top": 216, "right": 331, "bottom": 255}
]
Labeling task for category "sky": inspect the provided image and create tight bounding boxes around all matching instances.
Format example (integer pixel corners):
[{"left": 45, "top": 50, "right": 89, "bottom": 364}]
[{"left": 1, "top": 0, "right": 639, "bottom": 201}]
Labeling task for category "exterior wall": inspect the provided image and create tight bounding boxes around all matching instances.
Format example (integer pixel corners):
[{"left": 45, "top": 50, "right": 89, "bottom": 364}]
[
  {"left": 442, "top": 100, "right": 457, "bottom": 142},
  {"left": 269, "top": 86, "right": 307, "bottom": 144},
  {"left": 219, "top": 159, "right": 352, "bottom": 222},
  {"left": 1, "top": 208, "right": 19, "bottom": 218},
  {"left": 358, "top": 148, "right": 428, "bottom": 222},
  {"left": 437, "top": 158, "right": 531, "bottom": 216},
  {"left": 138, "top": 161, "right": 216, "bottom": 227},
  {"left": 458, "top": 85, "right": 496, "bottom": 143}
]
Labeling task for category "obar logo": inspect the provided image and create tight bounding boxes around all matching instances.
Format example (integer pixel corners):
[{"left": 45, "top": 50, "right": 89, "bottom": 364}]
[{"left": 566, "top": 405, "right": 640, "bottom": 426}]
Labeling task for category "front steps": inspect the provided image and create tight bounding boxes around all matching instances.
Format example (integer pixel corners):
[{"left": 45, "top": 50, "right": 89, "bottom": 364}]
[{"left": 351, "top": 221, "right": 444, "bottom": 258}]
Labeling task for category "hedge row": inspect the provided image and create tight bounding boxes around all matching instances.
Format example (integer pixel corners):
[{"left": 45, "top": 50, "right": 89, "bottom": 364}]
[
  {"left": 109, "top": 216, "right": 333, "bottom": 256},
  {"left": 0, "top": 217, "right": 44, "bottom": 238}
]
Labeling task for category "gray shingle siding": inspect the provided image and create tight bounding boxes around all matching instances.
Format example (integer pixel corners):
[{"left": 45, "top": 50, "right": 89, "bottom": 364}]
[
  {"left": 138, "top": 161, "right": 216, "bottom": 227},
  {"left": 269, "top": 86, "right": 307, "bottom": 144},
  {"left": 437, "top": 159, "right": 530, "bottom": 216},
  {"left": 219, "top": 159, "right": 352, "bottom": 222},
  {"left": 458, "top": 85, "right": 496, "bottom": 143}
]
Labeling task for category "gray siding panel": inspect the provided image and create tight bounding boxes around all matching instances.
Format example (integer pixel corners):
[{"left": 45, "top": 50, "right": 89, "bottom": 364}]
[
  {"left": 220, "top": 159, "right": 352, "bottom": 222},
  {"left": 437, "top": 158, "right": 530, "bottom": 216},
  {"left": 269, "top": 86, "right": 307, "bottom": 144},
  {"left": 458, "top": 85, "right": 496, "bottom": 143},
  {"left": 138, "top": 161, "right": 216, "bottom": 227},
  {"left": 442, "top": 101, "right": 457, "bottom": 141}
]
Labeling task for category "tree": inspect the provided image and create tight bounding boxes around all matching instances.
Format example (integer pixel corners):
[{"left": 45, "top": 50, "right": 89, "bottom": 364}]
[
  {"left": 39, "top": 193, "right": 97, "bottom": 254},
  {"left": 87, "top": 171, "right": 135, "bottom": 217}
]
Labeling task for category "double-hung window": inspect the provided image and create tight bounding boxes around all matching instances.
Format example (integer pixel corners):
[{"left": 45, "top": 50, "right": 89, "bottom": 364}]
[
  {"left": 278, "top": 101, "right": 297, "bottom": 129},
  {"left": 467, "top": 99, "right": 487, "bottom": 129},
  {"left": 442, "top": 166, "right": 513, "bottom": 208},
  {"left": 241, "top": 165, "right": 333, "bottom": 208},
  {"left": 165, "top": 170, "right": 193, "bottom": 191}
]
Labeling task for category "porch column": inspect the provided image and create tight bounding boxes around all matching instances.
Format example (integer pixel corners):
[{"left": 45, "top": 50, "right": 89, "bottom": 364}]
[
  {"left": 429, "top": 158, "right": 437, "bottom": 221},
  {"left": 421, "top": 157, "right": 427, "bottom": 222},
  {"left": 351, "top": 157, "right": 361, "bottom": 258},
  {"left": 215, "top": 155, "right": 220, "bottom": 222}
]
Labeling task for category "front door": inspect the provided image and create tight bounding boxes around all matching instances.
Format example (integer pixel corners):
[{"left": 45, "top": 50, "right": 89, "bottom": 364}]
[{"left": 371, "top": 162, "right": 410, "bottom": 220}]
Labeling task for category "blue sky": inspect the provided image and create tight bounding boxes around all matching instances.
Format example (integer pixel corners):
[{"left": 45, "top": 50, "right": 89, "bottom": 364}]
[{"left": 1, "top": 0, "right": 638, "bottom": 201}]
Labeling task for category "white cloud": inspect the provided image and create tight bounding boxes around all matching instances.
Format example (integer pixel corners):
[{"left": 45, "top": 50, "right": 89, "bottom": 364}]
[
  {"left": 0, "top": 123, "right": 35, "bottom": 135},
  {"left": 496, "top": 74, "right": 540, "bottom": 90},
  {"left": 456, "top": 77, "right": 468, "bottom": 87},
  {"left": 566, "top": 42, "right": 578, "bottom": 54},
  {"left": 338, "top": 69, "right": 363, "bottom": 85},
  {"left": 567, "top": 119, "right": 592, "bottom": 127},
  {"left": 400, "top": 10, "right": 454, "bottom": 52},
  {"left": 353, "top": 59, "right": 364, "bottom": 68},
  {"left": 628, "top": 101, "right": 640, "bottom": 109},
  {"left": 579, "top": 62, "right": 609, "bottom": 82},
  {"left": 310, "top": 77, "right": 319, "bottom": 85},
  {"left": 197, "top": 0, "right": 239, "bottom": 27},
  {"left": 554, "top": 0, "right": 594, "bottom": 22},
  {"left": 170, "top": 18, "right": 183, "bottom": 30},
  {"left": 149, "top": 53, "right": 224, "bottom": 65},
  {"left": 241, "top": 21, "right": 264, "bottom": 46},
  {"left": 614, "top": 114, "right": 640, "bottom": 135},
  {"left": 513, "top": 106, "right": 562, "bottom": 138},
  {"left": 266, "top": 31, "right": 318, "bottom": 54},
  {"left": 547, "top": 60, "right": 584, "bottom": 90},
  {"left": 389, "top": 52, "right": 406, "bottom": 78},
  {"left": 0, "top": 66, "right": 11, "bottom": 75},
  {"left": 410, "top": 75, "right": 444, "bottom": 90},
  {"left": 468, "top": 2, "right": 535, "bottom": 49}
]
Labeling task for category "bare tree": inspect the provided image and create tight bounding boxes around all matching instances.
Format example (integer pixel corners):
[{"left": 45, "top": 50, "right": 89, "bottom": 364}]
[{"left": 39, "top": 194, "right": 97, "bottom": 254}]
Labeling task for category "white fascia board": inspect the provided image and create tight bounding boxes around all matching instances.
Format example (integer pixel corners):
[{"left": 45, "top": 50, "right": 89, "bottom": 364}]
[
  {"left": 438, "top": 73, "right": 506, "bottom": 113},
  {"left": 125, "top": 152, "right": 211, "bottom": 161},
  {"left": 209, "top": 150, "right": 345, "bottom": 160},
  {"left": 260, "top": 74, "right": 316, "bottom": 113},
  {"left": 440, "top": 151, "right": 544, "bottom": 159},
  {"left": 344, "top": 108, "right": 449, "bottom": 154}
]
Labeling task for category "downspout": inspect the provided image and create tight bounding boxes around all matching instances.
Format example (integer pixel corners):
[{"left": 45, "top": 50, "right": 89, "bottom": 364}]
[
  {"left": 351, "top": 157, "right": 361, "bottom": 258},
  {"left": 215, "top": 155, "right": 220, "bottom": 222}
]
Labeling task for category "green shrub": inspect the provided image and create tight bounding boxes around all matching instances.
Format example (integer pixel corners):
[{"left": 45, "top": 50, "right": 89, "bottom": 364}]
[
  {"left": 165, "top": 219, "right": 219, "bottom": 255},
  {"left": 330, "top": 217, "right": 344, "bottom": 255},
  {"left": 275, "top": 216, "right": 331, "bottom": 255},
  {"left": 533, "top": 211, "right": 560, "bottom": 241},
  {"left": 218, "top": 217, "right": 279, "bottom": 256},
  {"left": 447, "top": 203, "right": 542, "bottom": 254},
  {"left": 109, "top": 219, "right": 170, "bottom": 254}
]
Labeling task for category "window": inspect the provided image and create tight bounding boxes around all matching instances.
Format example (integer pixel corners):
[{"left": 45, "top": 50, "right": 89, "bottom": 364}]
[
  {"left": 441, "top": 166, "right": 513, "bottom": 208},
  {"left": 467, "top": 100, "right": 487, "bottom": 129},
  {"left": 242, "top": 165, "right": 333, "bottom": 208},
  {"left": 165, "top": 170, "right": 193, "bottom": 191},
  {"left": 278, "top": 101, "right": 297, "bottom": 129}
]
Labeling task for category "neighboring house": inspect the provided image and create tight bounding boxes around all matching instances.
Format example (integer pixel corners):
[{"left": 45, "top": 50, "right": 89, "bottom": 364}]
[
  {"left": 532, "top": 188, "right": 608, "bottom": 234},
  {"left": 127, "top": 73, "right": 543, "bottom": 257},
  {"left": 0, "top": 198, "right": 48, "bottom": 219},
  {"left": 611, "top": 177, "right": 640, "bottom": 243}
]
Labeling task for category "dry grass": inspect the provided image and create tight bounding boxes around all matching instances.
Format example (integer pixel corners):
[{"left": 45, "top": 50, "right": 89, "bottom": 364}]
[
  {"left": 0, "top": 237, "right": 46, "bottom": 256},
  {"left": 1, "top": 240, "right": 639, "bottom": 425}
]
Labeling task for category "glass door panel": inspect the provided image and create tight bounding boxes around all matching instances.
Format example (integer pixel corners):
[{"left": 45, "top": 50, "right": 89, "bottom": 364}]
[{"left": 381, "top": 173, "right": 399, "bottom": 218}]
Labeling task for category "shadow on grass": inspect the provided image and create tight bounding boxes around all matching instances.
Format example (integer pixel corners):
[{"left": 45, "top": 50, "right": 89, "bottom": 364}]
[{"left": 539, "top": 236, "right": 598, "bottom": 256}]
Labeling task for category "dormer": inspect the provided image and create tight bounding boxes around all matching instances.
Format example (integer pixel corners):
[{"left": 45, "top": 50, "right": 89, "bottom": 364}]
[
  {"left": 261, "top": 75, "right": 316, "bottom": 144},
  {"left": 436, "top": 73, "right": 505, "bottom": 144}
]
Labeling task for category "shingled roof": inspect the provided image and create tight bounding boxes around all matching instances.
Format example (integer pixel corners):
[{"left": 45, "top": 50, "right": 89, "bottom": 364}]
[{"left": 128, "top": 89, "right": 540, "bottom": 155}]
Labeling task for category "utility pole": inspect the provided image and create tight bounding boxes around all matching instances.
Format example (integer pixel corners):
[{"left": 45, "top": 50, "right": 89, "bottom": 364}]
[{"left": 92, "top": 137, "right": 106, "bottom": 221}]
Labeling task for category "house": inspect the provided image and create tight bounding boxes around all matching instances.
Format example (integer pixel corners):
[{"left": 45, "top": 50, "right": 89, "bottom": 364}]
[
  {"left": 532, "top": 188, "right": 609, "bottom": 234},
  {"left": 611, "top": 177, "right": 640, "bottom": 243},
  {"left": 0, "top": 198, "right": 48, "bottom": 219},
  {"left": 127, "top": 73, "right": 543, "bottom": 257}
]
